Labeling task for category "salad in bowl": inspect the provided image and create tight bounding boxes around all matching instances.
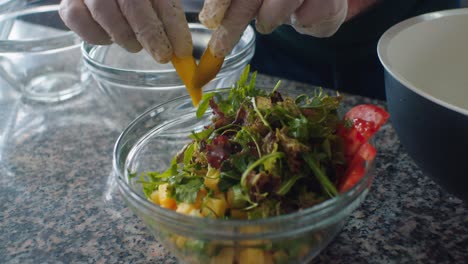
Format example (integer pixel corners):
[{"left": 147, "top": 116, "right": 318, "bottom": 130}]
[{"left": 114, "top": 66, "right": 388, "bottom": 263}]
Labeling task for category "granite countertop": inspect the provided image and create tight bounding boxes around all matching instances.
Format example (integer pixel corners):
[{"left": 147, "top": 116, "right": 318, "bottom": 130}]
[{"left": 1, "top": 74, "right": 467, "bottom": 264}]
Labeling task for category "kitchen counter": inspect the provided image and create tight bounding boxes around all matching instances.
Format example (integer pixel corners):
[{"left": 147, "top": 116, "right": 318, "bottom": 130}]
[{"left": 1, "top": 74, "right": 467, "bottom": 264}]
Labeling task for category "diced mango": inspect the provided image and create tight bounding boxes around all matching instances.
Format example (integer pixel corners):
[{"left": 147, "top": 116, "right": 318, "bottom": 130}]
[
  {"left": 176, "top": 203, "right": 197, "bottom": 215},
  {"left": 174, "top": 235, "right": 188, "bottom": 249},
  {"left": 204, "top": 166, "right": 220, "bottom": 192},
  {"left": 226, "top": 188, "right": 234, "bottom": 207},
  {"left": 149, "top": 190, "right": 160, "bottom": 205},
  {"left": 238, "top": 248, "right": 267, "bottom": 264},
  {"left": 230, "top": 209, "right": 247, "bottom": 219},
  {"left": 202, "top": 195, "right": 227, "bottom": 218},
  {"left": 263, "top": 252, "right": 274, "bottom": 264},
  {"left": 210, "top": 247, "right": 235, "bottom": 264},
  {"left": 238, "top": 226, "right": 266, "bottom": 246},
  {"left": 189, "top": 209, "right": 203, "bottom": 218},
  {"left": 193, "top": 188, "right": 207, "bottom": 209},
  {"left": 158, "top": 183, "right": 177, "bottom": 210}
]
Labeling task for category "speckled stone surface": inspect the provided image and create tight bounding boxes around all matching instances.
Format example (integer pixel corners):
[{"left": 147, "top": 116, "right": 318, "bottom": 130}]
[{"left": 1, "top": 74, "right": 467, "bottom": 264}]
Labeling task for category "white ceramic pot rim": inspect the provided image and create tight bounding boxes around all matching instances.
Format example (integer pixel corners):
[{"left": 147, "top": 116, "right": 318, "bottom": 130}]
[{"left": 377, "top": 8, "right": 468, "bottom": 117}]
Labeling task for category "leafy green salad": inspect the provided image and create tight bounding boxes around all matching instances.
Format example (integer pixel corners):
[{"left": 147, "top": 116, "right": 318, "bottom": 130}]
[{"left": 132, "top": 66, "right": 389, "bottom": 220}]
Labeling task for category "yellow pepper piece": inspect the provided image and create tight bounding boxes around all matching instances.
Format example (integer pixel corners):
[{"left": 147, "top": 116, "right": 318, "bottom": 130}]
[
  {"left": 191, "top": 47, "right": 225, "bottom": 95},
  {"left": 171, "top": 55, "right": 201, "bottom": 106}
]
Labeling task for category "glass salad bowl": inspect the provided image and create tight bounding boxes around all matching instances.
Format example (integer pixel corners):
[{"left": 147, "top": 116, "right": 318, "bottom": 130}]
[{"left": 113, "top": 87, "right": 376, "bottom": 264}]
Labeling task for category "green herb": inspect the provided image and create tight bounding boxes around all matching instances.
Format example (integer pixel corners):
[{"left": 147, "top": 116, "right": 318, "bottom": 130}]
[
  {"left": 174, "top": 177, "right": 204, "bottom": 203},
  {"left": 303, "top": 153, "right": 338, "bottom": 197},
  {"left": 196, "top": 92, "right": 216, "bottom": 119}
]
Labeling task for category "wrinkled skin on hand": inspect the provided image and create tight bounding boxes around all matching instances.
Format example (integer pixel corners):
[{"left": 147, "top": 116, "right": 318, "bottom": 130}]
[
  {"left": 59, "top": 0, "right": 193, "bottom": 63},
  {"left": 199, "top": 0, "right": 348, "bottom": 58}
]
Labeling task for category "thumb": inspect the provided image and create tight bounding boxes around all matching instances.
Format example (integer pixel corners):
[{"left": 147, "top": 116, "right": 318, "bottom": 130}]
[
  {"left": 199, "top": 0, "right": 231, "bottom": 30},
  {"left": 290, "top": 0, "right": 347, "bottom": 38},
  {"left": 209, "top": 0, "right": 262, "bottom": 58}
]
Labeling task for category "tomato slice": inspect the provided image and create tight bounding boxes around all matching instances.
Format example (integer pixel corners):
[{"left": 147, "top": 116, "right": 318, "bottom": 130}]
[
  {"left": 337, "top": 105, "right": 388, "bottom": 192},
  {"left": 344, "top": 104, "right": 390, "bottom": 133},
  {"left": 339, "top": 104, "right": 389, "bottom": 159},
  {"left": 338, "top": 142, "right": 376, "bottom": 193},
  {"left": 337, "top": 124, "right": 365, "bottom": 159}
]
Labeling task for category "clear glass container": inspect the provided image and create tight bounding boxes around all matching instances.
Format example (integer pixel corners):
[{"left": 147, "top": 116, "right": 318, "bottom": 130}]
[
  {"left": 82, "top": 23, "right": 255, "bottom": 119},
  {"left": 0, "top": 5, "right": 89, "bottom": 103},
  {"left": 113, "top": 87, "right": 375, "bottom": 264}
]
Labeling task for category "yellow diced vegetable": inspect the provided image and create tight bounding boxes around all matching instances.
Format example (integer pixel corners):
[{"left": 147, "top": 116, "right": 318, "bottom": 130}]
[
  {"left": 193, "top": 188, "right": 207, "bottom": 209},
  {"left": 174, "top": 235, "right": 188, "bottom": 249},
  {"left": 189, "top": 209, "right": 203, "bottom": 218},
  {"left": 176, "top": 203, "right": 197, "bottom": 215},
  {"left": 230, "top": 209, "right": 247, "bottom": 219},
  {"left": 159, "top": 183, "right": 177, "bottom": 210},
  {"left": 210, "top": 247, "right": 235, "bottom": 264},
  {"left": 202, "top": 195, "right": 227, "bottom": 218},
  {"left": 204, "top": 166, "right": 220, "bottom": 192},
  {"left": 149, "top": 190, "right": 160, "bottom": 205},
  {"left": 263, "top": 252, "right": 274, "bottom": 264},
  {"left": 226, "top": 188, "right": 234, "bottom": 207},
  {"left": 238, "top": 248, "right": 267, "bottom": 264}
]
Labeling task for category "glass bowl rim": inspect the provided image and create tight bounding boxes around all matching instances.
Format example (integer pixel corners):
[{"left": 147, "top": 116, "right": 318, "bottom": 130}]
[
  {"left": 0, "top": 0, "right": 18, "bottom": 6},
  {"left": 0, "top": 5, "right": 81, "bottom": 52},
  {"left": 82, "top": 23, "right": 256, "bottom": 76},
  {"left": 113, "top": 87, "right": 374, "bottom": 235}
]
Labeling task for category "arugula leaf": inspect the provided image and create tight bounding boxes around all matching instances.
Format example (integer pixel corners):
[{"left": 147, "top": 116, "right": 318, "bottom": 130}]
[
  {"left": 190, "top": 127, "right": 214, "bottom": 141},
  {"left": 230, "top": 155, "right": 249, "bottom": 174},
  {"left": 234, "top": 128, "right": 261, "bottom": 157},
  {"left": 240, "top": 152, "right": 285, "bottom": 189},
  {"left": 251, "top": 97, "right": 271, "bottom": 131},
  {"left": 271, "top": 80, "right": 282, "bottom": 94},
  {"left": 228, "top": 184, "right": 249, "bottom": 209},
  {"left": 303, "top": 153, "right": 338, "bottom": 197},
  {"left": 237, "top": 64, "right": 251, "bottom": 88},
  {"left": 288, "top": 115, "right": 310, "bottom": 141},
  {"left": 218, "top": 171, "right": 239, "bottom": 192},
  {"left": 183, "top": 143, "right": 195, "bottom": 166},
  {"left": 196, "top": 92, "right": 216, "bottom": 119},
  {"left": 276, "top": 175, "right": 304, "bottom": 196},
  {"left": 158, "top": 158, "right": 179, "bottom": 178}
]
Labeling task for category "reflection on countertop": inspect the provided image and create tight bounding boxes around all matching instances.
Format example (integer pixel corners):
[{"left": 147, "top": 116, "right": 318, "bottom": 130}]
[{"left": 0, "top": 74, "right": 467, "bottom": 263}]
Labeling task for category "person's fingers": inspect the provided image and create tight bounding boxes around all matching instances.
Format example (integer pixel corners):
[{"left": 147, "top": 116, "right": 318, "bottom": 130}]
[
  {"left": 59, "top": 0, "right": 111, "bottom": 45},
  {"left": 199, "top": 0, "right": 231, "bottom": 29},
  {"left": 291, "top": 0, "right": 347, "bottom": 37},
  {"left": 117, "top": 0, "right": 172, "bottom": 63},
  {"left": 152, "top": 0, "right": 192, "bottom": 58},
  {"left": 209, "top": 0, "right": 262, "bottom": 58},
  {"left": 256, "top": 0, "right": 303, "bottom": 34},
  {"left": 83, "top": 0, "right": 141, "bottom": 52}
]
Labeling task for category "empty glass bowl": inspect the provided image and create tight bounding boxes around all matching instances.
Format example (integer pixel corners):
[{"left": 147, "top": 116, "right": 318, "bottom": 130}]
[
  {"left": 113, "top": 87, "right": 375, "bottom": 264},
  {"left": 0, "top": 5, "right": 89, "bottom": 103},
  {"left": 82, "top": 23, "right": 255, "bottom": 119}
]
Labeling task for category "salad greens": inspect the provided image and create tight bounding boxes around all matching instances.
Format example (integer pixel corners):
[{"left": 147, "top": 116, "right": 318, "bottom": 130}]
[
  {"left": 135, "top": 65, "right": 355, "bottom": 219},
  {"left": 128, "top": 65, "right": 390, "bottom": 264}
]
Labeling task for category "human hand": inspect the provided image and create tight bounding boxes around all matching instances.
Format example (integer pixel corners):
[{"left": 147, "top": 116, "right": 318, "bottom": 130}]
[
  {"left": 199, "top": 0, "right": 348, "bottom": 58},
  {"left": 59, "top": 0, "right": 193, "bottom": 63}
]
